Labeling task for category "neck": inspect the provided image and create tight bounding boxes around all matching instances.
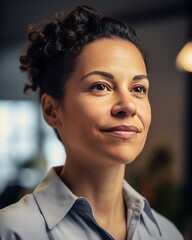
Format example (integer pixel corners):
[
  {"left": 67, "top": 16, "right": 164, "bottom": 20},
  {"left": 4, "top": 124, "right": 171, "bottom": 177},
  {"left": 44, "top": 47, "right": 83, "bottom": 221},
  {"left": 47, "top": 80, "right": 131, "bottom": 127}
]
[{"left": 60, "top": 156, "right": 126, "bottom": 225}]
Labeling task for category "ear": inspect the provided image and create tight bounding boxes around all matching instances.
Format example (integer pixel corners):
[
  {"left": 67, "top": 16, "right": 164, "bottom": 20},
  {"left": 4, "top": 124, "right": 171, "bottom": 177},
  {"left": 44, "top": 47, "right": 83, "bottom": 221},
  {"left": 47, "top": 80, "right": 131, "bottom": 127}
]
[{"left": 41, "top": 93, "right": 61, "bottom": 128}]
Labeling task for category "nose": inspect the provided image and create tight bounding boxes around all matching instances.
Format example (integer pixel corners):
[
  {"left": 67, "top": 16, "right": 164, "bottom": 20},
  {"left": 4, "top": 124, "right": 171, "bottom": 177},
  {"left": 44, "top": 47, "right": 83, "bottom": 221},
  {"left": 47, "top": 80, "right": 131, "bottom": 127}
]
[{"left": 111, "top": 92, "right": 137, "bottom": 118}]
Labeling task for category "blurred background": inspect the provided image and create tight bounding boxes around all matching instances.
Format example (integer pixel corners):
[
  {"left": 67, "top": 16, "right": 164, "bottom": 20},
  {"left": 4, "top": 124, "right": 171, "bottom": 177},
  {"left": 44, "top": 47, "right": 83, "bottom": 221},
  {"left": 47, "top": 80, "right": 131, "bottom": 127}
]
[{"left": 0, "top": 0, "right": 191, "bottom": 238}]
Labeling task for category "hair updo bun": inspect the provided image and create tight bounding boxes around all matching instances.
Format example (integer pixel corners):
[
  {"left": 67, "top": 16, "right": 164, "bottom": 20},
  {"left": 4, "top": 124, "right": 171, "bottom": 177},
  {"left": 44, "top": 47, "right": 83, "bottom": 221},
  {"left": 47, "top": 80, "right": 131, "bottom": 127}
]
[{"left": 20, "top": 5, "right": 147, "bottom": 100}]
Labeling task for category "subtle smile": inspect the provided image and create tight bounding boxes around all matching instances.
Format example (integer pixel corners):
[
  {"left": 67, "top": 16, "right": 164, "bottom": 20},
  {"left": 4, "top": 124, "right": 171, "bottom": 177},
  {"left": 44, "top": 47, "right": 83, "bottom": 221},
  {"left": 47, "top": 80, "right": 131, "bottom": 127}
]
[{"left": 100, "top": 125, "right": 141, "bottom": 139}]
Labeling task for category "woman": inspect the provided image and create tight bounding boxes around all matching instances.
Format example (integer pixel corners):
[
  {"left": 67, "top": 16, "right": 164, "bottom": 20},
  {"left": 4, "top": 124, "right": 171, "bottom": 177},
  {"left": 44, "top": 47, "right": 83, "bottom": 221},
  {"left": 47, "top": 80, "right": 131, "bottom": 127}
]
[{"left": 0, "top": 5, "right": 183, "bottom": 240}]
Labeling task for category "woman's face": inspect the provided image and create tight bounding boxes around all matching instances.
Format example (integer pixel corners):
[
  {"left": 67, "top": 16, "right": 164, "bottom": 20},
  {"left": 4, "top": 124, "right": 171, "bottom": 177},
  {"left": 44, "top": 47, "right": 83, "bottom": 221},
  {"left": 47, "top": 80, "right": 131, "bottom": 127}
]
[{"left": 56, "top": 38, "right": 151, "bottom": 166}]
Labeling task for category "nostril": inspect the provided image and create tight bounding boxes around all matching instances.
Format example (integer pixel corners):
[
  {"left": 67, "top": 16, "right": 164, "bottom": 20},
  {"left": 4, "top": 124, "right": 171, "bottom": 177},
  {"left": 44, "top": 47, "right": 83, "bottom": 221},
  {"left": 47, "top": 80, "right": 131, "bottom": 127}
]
[
  {"left": 113, "top": 110, "right": 128, "bottom": 118},
  {"left": 112, "top": 109, "right": 137, "bottom": 118}
]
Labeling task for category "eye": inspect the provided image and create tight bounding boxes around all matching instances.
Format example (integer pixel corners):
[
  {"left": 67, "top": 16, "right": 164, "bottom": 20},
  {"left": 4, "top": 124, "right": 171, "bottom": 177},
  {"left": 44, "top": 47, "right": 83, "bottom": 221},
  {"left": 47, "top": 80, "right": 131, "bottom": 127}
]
[
  {"left": 90, "top": 82, "right": 110, "bottom": 92},
  {"left": 131, "top": 85, "right": 147, "bottom": 94}
]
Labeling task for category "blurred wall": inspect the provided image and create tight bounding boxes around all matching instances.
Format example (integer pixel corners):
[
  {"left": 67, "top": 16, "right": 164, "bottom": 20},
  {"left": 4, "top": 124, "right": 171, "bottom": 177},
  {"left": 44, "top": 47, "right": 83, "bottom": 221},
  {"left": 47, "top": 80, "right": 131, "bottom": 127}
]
[{"left": 134, "top": 15, "right": 187, "bottom": 184}]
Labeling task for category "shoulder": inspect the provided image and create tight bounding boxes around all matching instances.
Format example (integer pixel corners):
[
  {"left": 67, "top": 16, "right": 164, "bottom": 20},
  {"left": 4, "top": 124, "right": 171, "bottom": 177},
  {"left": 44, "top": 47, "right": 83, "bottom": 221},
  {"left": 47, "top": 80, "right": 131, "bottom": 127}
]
[
  {"left": 151, "top": 209, "right": 184, "bottom": 240},
  {"left": 0, "top": 194, "right": 48, "bottom": 240}
]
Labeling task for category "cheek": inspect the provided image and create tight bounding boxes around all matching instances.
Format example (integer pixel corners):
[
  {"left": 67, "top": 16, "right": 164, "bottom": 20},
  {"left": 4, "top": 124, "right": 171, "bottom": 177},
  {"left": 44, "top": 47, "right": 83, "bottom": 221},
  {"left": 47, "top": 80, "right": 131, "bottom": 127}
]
[
  {"left": 64, "top": 97, "right": 106, "bottom": 132},
  {"left": 61, "top": 98, "right": 108, "bottom": 152},
  {"left": 77, "top": 95, "right": 110, "bottom": 117},
  {"left": 145, "top": 105, "right": 152, "bottom": 130},
  {"left": 138, "top": 101, "right": 151, "bottom": 130}
]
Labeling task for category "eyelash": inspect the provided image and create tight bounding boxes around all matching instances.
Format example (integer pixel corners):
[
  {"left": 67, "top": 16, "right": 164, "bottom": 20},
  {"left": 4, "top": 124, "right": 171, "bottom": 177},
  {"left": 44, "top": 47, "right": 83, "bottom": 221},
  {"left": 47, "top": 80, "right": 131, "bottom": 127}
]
[
  {"left": 90, "top": 82, "right": 110, "bottom": 91},
  {"left": 131, "top": 85, "right": 147, "bottom": 94}
]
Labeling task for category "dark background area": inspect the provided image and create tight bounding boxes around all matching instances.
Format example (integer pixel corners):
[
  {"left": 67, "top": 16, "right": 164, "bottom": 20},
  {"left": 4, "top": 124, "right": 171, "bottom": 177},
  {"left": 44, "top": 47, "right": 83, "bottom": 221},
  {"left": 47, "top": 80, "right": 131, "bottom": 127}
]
[{"left": 0, "top": 0, "right": 191, "bottom": 239}]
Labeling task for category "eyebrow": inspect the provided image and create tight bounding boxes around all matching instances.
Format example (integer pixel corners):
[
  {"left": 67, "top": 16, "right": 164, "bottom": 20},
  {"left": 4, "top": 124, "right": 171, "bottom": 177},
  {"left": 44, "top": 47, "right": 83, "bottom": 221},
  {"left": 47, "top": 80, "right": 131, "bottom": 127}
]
[
  {"left": 80, "top": 71, "right": 148, "bottom": 81},
  {"left": 133, "top": 75, "right": 149, "bottom": 81},
  {"left": 80, "top": 71, "right": 114, "bottom": 81}
]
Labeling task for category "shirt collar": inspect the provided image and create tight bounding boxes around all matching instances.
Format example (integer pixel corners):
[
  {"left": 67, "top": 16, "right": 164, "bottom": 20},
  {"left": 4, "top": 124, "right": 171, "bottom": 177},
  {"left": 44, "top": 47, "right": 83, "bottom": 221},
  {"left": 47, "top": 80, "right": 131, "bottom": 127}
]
[
  {"left": 123, "top": 180, "right": 162, "bottom": 237},
  {"left": 33, "top": 166, "right": 162, "bottom": 236},
  {"left": 33, "top": 166, "right": 78, "bottom": 229}
]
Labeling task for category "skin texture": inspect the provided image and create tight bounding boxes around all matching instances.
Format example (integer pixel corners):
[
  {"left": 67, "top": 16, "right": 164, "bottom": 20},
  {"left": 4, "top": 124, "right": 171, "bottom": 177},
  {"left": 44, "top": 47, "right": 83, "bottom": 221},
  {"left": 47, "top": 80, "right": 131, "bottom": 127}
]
[{"left": 41, "top": 38, "right": 151, "bottom": 240}]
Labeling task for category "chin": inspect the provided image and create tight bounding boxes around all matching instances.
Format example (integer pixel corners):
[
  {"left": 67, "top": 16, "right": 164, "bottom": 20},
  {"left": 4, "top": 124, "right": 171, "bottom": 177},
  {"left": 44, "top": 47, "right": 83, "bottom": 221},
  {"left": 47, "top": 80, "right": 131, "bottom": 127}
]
[
  {"left": 105, "top": 150, "right": 139, "bottom": 165},
  {"left": 100, "top": 140, "right": 146, "bottom": 165},
  {"left": 116, "top": 156, "right": 137, "bottom": 165}
]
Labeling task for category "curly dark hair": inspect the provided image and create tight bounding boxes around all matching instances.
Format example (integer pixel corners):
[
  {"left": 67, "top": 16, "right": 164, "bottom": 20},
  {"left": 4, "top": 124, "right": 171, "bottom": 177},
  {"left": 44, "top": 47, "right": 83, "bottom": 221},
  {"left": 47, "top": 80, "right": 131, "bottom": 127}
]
[{"left": 20, "top": 5, "right": 148, "bottom": 101}]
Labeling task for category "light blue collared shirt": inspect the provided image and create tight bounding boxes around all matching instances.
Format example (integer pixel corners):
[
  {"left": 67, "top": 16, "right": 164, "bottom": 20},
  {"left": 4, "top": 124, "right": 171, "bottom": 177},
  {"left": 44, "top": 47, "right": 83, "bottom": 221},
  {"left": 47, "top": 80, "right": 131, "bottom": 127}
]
[{"left": 0, "top": 166, "right": 183, "bottom": 240}]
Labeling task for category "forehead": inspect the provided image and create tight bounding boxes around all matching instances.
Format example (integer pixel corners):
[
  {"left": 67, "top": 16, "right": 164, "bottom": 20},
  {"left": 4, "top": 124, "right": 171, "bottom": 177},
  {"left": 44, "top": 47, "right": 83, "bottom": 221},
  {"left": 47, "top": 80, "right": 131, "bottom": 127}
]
[{"left": 75, "top": 38, "right": 146, "bottom": 74}]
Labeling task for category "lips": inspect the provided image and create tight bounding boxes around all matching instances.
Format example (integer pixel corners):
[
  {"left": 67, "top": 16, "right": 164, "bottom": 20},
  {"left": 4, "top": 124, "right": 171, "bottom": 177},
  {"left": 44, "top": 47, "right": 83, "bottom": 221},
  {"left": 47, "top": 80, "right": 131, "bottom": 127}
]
[
  {"left": 100, "top": 125, "right": 141, "bottom": 139},
  {"left": 102, "top": 125, "right": 140, "bottom": 132}
]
